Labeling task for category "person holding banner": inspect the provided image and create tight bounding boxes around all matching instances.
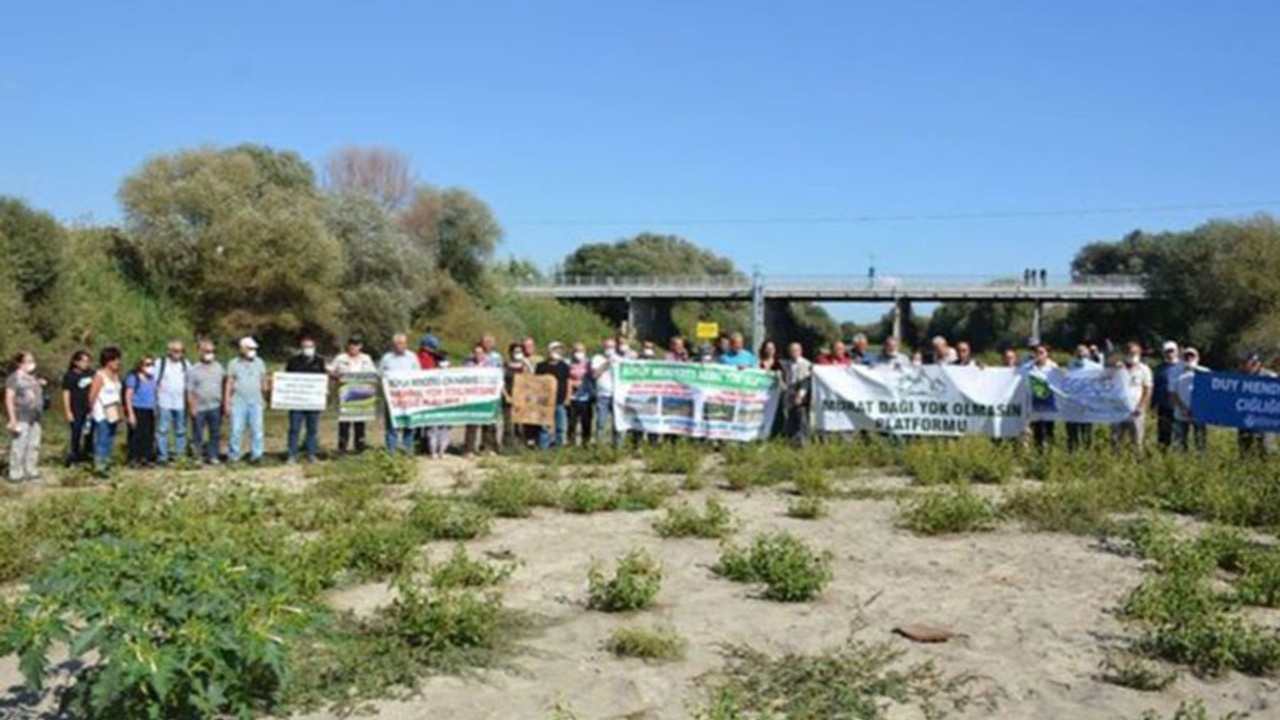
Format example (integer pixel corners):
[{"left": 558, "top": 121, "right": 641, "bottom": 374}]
[
  {"left": 329, "top": 336, "right": 376, "bottom": 455},
  {"left": 463, "top": 339, "right": 502, "bottom": 457},
  {"left": 566, "top": 342, "right": 594, "bottom": 447},
  {"left": 1111, "top": 341, "right": 1153, "bottom": 451},
  {"left": 502, "top": 343, "right": 529, "bottom": 450},
  {"left": 535, "top": 341, "right": 570, "bottom": 450},
  {"left": 1237, "top": 352, "right": 1277, "bottom": 457},
  {"left": 782, "top": 342, "right": 812, "bottom": 445},
  {"left": 1065, "top": 344, "right": 1100, "bottom": 452},
  {"left": 284, "top": 337, "right": 327, "bottom": 463},
  {"left": 1171, "top": 347, "right": 1207, "bottom": 453},
  {"left": 874, "top": 336, "right": 910, "bottom": 371},
  {"left": 719, "top": 332, "right": 757, "bottom": 369},
  {"left": 590, "top": 337, "right": 625, "bottom": 449},
  {"left": 1025, "top": 343, "right": 1058, "bottom": 452},
  {"left": 379, "top": 333, "right": 419, "bottom": 454},
  {"left": 1153, "top": 341, "right": 1182, "bottom": 450}
]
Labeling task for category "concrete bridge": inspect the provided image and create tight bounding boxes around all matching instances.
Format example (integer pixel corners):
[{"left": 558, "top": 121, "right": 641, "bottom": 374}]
[{"left": 514, "top": 274, "right": 1147, "bottom": 347}]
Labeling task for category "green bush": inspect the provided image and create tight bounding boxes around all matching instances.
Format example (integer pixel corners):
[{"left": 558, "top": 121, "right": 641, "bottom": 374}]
[
  {"left": 713, "top": 532, "right": 833, "bottom": 602},
  {"left": 605, "top": 625, "right": 686, "bottom": 663},
  {"left": 653, "top": 498, "right": 736, "bottom": 539},
  {"left": 475, "top": 467, "right": 558, "bottom": 518},
  {"left": 2, "top": 537, "right": 320, "bottom": 720},
  {"left": 587, "top": 549, "right": 664, "bottom": 612},
  {"left": 1234, "top": 549, "right": 1280, "bottom": 608},
  {"left": 614, "top": 473, "right": 675, "bottom": 511},
  {"left": 406, "top": 495, "right": 493, "bottom": 541},
  {"left": 559, "top": 479, "right": 619, "bottom": 514},
  {"left": 333, "top": 522, "right": 422, "bottom": 581},
  {"left": 643, "top": 441, "right": 704, "bottom": 478},
  {"left": 786, "top": 496, "right": 827, "bottom": 520},
  {"left": 1099, "top": 652, "right": 1177, "bottom": 691},
  {"left": 901, "top": 439, "right": 1015, "bottom": 486},
  {"left": 897, "top": 484, "right": 1001, "bottom": 536},
  {"left": 430, "top": 545, "right": 515, "bottom": 589}
]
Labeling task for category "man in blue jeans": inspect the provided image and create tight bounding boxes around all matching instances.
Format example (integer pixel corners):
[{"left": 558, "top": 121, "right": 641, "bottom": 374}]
[
  {"left": 226, "top": 337, "right": 270, "bottom": 464},
  {"left": 185, "top": 339, "right": 225, "bottom": 464},
  {"left": 154, "top": 340, "right": 191, "bottom": 464},
  {"left": 536, "top": 341, "right": 571, "bottom": 450},
  {"left": 378, "top": 333, "right": 419, "bottom": 454},
  {"left": 590, "top": 337, "right": 632, "bottom": 448},
  {"left": 285, "top": 336, "right": 327, "bottom": 463}
]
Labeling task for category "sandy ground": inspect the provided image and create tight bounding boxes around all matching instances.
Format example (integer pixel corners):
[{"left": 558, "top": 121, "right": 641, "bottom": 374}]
[{"left": 3, "top": 457, "right": 1277, "bottom": 720}]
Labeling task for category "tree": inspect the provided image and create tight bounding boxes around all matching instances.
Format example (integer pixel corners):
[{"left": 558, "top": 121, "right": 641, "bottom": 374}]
[
  {"left": 400, "top": 187, "right": 502, "bottom": 295},
  {"left": 0, "top": 197, "right": 67, "bottom": 340},
  {"left": 118, "top": 144, "right": 344, "bottom": 349},
  {"left": 561, "top": 233, "right": 739, "bottom": 278},
  {"left": 322, "top": 145, "right": 415, "bottom": 211},
  {"left": 323, "top": 191, "right": 433, "bottom": 350}
]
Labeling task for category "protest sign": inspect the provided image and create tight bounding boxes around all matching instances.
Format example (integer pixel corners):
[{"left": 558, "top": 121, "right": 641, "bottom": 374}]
[
  {"left": 1026, "top": 366, "right": 1137, "bottom": 424},
  {"left": 511, "top": 374, "right": 557, "bottom": 427},
  {"left": 337, "top": 371, "right": 380, "bottom": 422},
  {"left": 383, "top": 367, "right": 503, "bottom": 429},
  {"left": 813, "top": 365, "right": 1026, "bottom": 437},
  {"left": 1192, "top": 371, "right": 1280, "bottom": 432},
  {"left": 270, "top": 373, "right": 329, "bottom": 411},
  {"left": 612, "top": 361, "right": 780, "bottom": 442}
]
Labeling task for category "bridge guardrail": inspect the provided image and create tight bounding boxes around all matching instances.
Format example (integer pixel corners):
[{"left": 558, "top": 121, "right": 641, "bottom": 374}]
[{"left": 516, "top": 274, "right": 1145, "bottom": 291}]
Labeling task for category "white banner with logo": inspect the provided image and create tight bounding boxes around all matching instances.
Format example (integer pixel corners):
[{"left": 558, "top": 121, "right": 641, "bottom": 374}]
[
  {"left": 813, "top": 365, "right": 1027, "bottom": 438},
  {"left": 1025, "top": 365, "right": 1138, "bottom": 424}
]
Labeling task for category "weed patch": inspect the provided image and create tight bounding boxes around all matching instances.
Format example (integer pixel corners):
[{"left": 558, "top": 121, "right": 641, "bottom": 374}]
[
  {"left": 786, "top": 496, "right": 827, "bottom": 520},
  {"left": 605, "top": 624, "right": 686, "bottom": 663},
  {"left": 653, "top": 498, "right": 736, "bottom": 539},
  {"left": 587, "top": 549, "right": 663, "bottom": 612},
  {"left": 713, "top": 532, "right": 832, "bottom": 602},
  {"left": 897, "top": 484, "right": 1001, "bottom": 536}
]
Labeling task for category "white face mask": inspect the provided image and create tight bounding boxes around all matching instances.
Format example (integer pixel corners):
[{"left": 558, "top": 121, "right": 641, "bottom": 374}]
[
  {"left": 245, "top": 350, "right": 257, "bottom": 360},
  {"left": 573, "top": 351, "right": 585, "bottom": 362},
  {"left": 202, "top": 352, "right": 215, "bottom": 363},
  {"left": 302, "top": 347, "right": 316, "bottom": 358},
  {"left": 618, "top": 343, "right": 630, "bottom": 354},
  {"left": 22, "top": 361, "right": 36, "bottom": 374},
  {"left": 550, "top": 351, "right": 563, "bottom": 361},
  {"left": 1127, "top": 354, "right": 1140, "bottom": 365},
  {"left": 513, "top": 352, "right": 525, "bottom": 362}
]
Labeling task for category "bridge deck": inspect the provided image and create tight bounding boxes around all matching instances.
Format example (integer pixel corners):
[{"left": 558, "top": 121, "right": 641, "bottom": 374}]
[{"left": 515, "top": 275, "right": 1146, "bottom": 302}]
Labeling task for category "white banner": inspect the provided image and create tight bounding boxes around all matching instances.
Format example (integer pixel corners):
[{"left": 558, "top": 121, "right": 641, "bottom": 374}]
[
  {"left": 1026, "top": 366, "right": 1137, "bottom": 424},
  {"left": 612, "top": 361, "right": 781, "bottom": 442},
  {"left": 813, "top": 365, "right": 1027, "bottom": 438},
  {"left": 271, "top": 372, "right": 329, "bottom": 411}
]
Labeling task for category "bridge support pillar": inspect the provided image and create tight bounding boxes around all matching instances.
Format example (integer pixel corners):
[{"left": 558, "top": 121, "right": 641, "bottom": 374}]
[
  {"left": 1030, "top": 301, "right": 1043, "bottom": 345},
  {"left": 891, "top": 297, "right": 909, "bottom": 339},
  {"left": 750, "top": 271, "right": 766, "bottom": 351},
  {"left": 625, "top": 297, "right": 677, "bottom": 344}
]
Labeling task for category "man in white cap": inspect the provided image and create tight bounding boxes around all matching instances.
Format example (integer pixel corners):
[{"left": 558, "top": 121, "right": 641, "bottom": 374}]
[
  {"left": 225, "top": 336, "right": 270, "bottom": 464},
  {"left": 1152, "top": 340, "right": 1182, "bottom": 450}
]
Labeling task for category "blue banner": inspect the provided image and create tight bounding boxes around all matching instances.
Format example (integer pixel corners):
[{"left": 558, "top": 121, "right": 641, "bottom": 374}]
[{"left": 1191, "top": 371, "right": 1280, "bottom": 432}]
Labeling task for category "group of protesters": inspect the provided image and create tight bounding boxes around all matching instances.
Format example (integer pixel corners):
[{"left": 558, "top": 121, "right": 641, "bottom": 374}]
[{"left": 5, "top": 328, "right": 1277, "bottom": 483}]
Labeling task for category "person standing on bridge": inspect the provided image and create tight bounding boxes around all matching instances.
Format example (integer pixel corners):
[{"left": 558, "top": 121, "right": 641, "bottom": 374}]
[{"left": 1039, "top": 269, "right": 1048, "bottom": 286}]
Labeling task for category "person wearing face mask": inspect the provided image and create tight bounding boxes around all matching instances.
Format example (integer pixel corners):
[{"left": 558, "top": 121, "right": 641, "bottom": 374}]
[
  {"left": 1237, "top": 352, "right": 1277, "bottom": 457},
  {"left": 1171, "top": 347, "right": 1208, "bottom": 453},
  {"left": 285, "top": 336, "right": 327, "bottom": 463},
  {"left": 61, "top": 350, "right": 95, "bottom": 467},
  {"left": 5, "top": 351, "right": 46, "bottom": 483},
  {"left": 463, "top": 337, "right": 501, "bottom": 457},
  {"left": 590, "top": 336, "right": 627, "bottom": 448},
  {"left": 566, "top": 342, "right": 594, "bottom": 446},
  {"left": 1111, "top": 341, "right": 1153, "bottom": 451},
  {"left": 226, "top": 337, "right": 270, "bottom": 464},
  {"left": 186, "top": 339, "right": 226, "bottom": 465},
  {"left": 124, "top": 355, "right": 159, "bottom": 467},
  {"left": 329, "top": 336, "right": 375, "bottom": 456},
  {"left": 154, "top": 340, "right": 192, "bottom": 466},
  {"left": 502, "top": 343, "right": 529, "bottom": 450},
  {"left": 536, "top": 341, "right": 571, "bottom": 450},
  {"left": 88, "top": 347, "right": 124, "bottom": 474},
  {"left": 378, "top": 333, "right": 419, "bottom": 455}
]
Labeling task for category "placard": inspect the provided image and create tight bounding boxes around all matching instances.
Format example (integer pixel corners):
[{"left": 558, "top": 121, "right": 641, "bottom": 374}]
[
  {"left": 338, "top": 371, "right": 380, "bottom": 422},
  {"left": 383, "top": 367, "right": 503, "bottom": 428},
  {"left": 612, "top": 361, "right": 780, "bottom": 441},
  {"left": 511, "top": 374, "right": 557, "bottom": 428},
  {"left": 271, "top": 373, "right": 329, "bottom": 411},
  {"left": 696, "top": 322, "right": 720, "bottom": 340}
]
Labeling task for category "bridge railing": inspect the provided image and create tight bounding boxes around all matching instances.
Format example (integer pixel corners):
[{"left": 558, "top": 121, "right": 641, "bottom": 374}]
[{"left": 516, "top": 273, "right": 1144, "bottom": 290}]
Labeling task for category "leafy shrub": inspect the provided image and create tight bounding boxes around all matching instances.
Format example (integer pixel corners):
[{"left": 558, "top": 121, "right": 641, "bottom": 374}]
[
  {"left": 605, "top": 625, "right": 686, "bottom": 663},
  {"left": 1002, "top": 479, "right": 1116, "bottom": 536},
  {"left": 614, "top": 473, "right": 675, "bottom": 511},
  {"left": 786, "top": 496, "right": 827, "bottom": 520},
  {"left": 331, "top": 522, "right": 422, "bottom": 581},
  {"left": 713, "top": 532, "right": 833, "bottom": 602},
  {"left": 1137, "top": 699, "right": 1245, "bottom": 720},
  {"left": 653, "top": 498, "right": 736, "bottom": 539},
  {"left": 1099, "top": 652, "right": 1177, "bottom": 691},
  {"left": 644, "top": 442, "right": 704, "bottom": 478},
  {"left": 2, "top": 537, "right": 320, "bottom": 720},
  {"left": 430, "top": 545, "right": 515, "bottom": 589},
  {"left": 407, "top": 495, "right": 493, "bottom": 540},
  {"left": 587, "top": 549, "right": 664, "bottom": 612},
  {"left": 475, "top": 468, "right": 558, "bottom": 518},
  {"left": 897, "top": 484, "right": 1001, "bottom": 536},
  {"left": 1234, "top": 549, "right": 1280, "bottom": 608},
  {"left": 792, "top": 467, "right": 833, "bottom": 498},
  {"left": 559, "top": 479, "right": 619, "bottom": 514},
  {"left": 901, "top": 439, "right": 1015, "bottom": 485},
  {"left": 694, "top": 625, "right": 973, "bottom": 720}
]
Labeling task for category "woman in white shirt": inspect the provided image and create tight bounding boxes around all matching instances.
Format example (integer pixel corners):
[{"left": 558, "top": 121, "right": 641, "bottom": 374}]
[{"left": 87, "top": 347, "right": 124, "bottom": 473}]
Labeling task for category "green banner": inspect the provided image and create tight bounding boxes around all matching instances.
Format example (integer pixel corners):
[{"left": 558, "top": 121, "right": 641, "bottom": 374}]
[
  {"left": 338, "top": 371, "right": 380, "bottom": 422},
  {"left": 383, "top": 368, "right": 504, "bottom": 429},
  {"left": 612, "top": 361, "right": 781, "bottom": 442}
]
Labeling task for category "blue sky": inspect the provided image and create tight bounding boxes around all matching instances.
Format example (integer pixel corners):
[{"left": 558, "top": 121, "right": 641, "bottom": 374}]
[{"left": 2, "top": 1, "right": 1278, "bottom": 320}]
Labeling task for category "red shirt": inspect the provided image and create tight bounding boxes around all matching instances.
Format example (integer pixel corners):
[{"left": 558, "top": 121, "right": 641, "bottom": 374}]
[
  {"left": 817, "top": 354, "right": 852, "bottom": 366},
  {"left": 417, "top": 349, "right": 438, "bottom": 370}
]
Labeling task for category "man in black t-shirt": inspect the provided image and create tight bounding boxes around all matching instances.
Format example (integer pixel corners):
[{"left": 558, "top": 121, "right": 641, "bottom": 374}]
[
  {"left": 61, "top": 350, "right": 95, "bottom": 466},
  {"left": 284, "top": 337, "right": 328, "bottom": 463},
  {"left": 535, "top": 341, "right": 570, "bottom": 450}
]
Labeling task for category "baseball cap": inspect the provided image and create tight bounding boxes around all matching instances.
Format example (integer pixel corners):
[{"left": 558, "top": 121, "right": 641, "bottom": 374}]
[
  {"left": 239, "top": 337, "right": 259, "bottom": 350},
  {"left": 548, "top": 341, "right": 564, "bottom": 352},
  {"left": 1161, "top": 341, "right": 1178, "bottom": 353},
  {"left": 420, "top": 334, "right": 440, "bottom": 351}
]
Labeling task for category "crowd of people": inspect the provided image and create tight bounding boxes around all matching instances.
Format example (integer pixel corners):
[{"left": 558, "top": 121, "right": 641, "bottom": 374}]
[{"left": 4, "top": 329, "right": 1277, "bottom": 483}]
